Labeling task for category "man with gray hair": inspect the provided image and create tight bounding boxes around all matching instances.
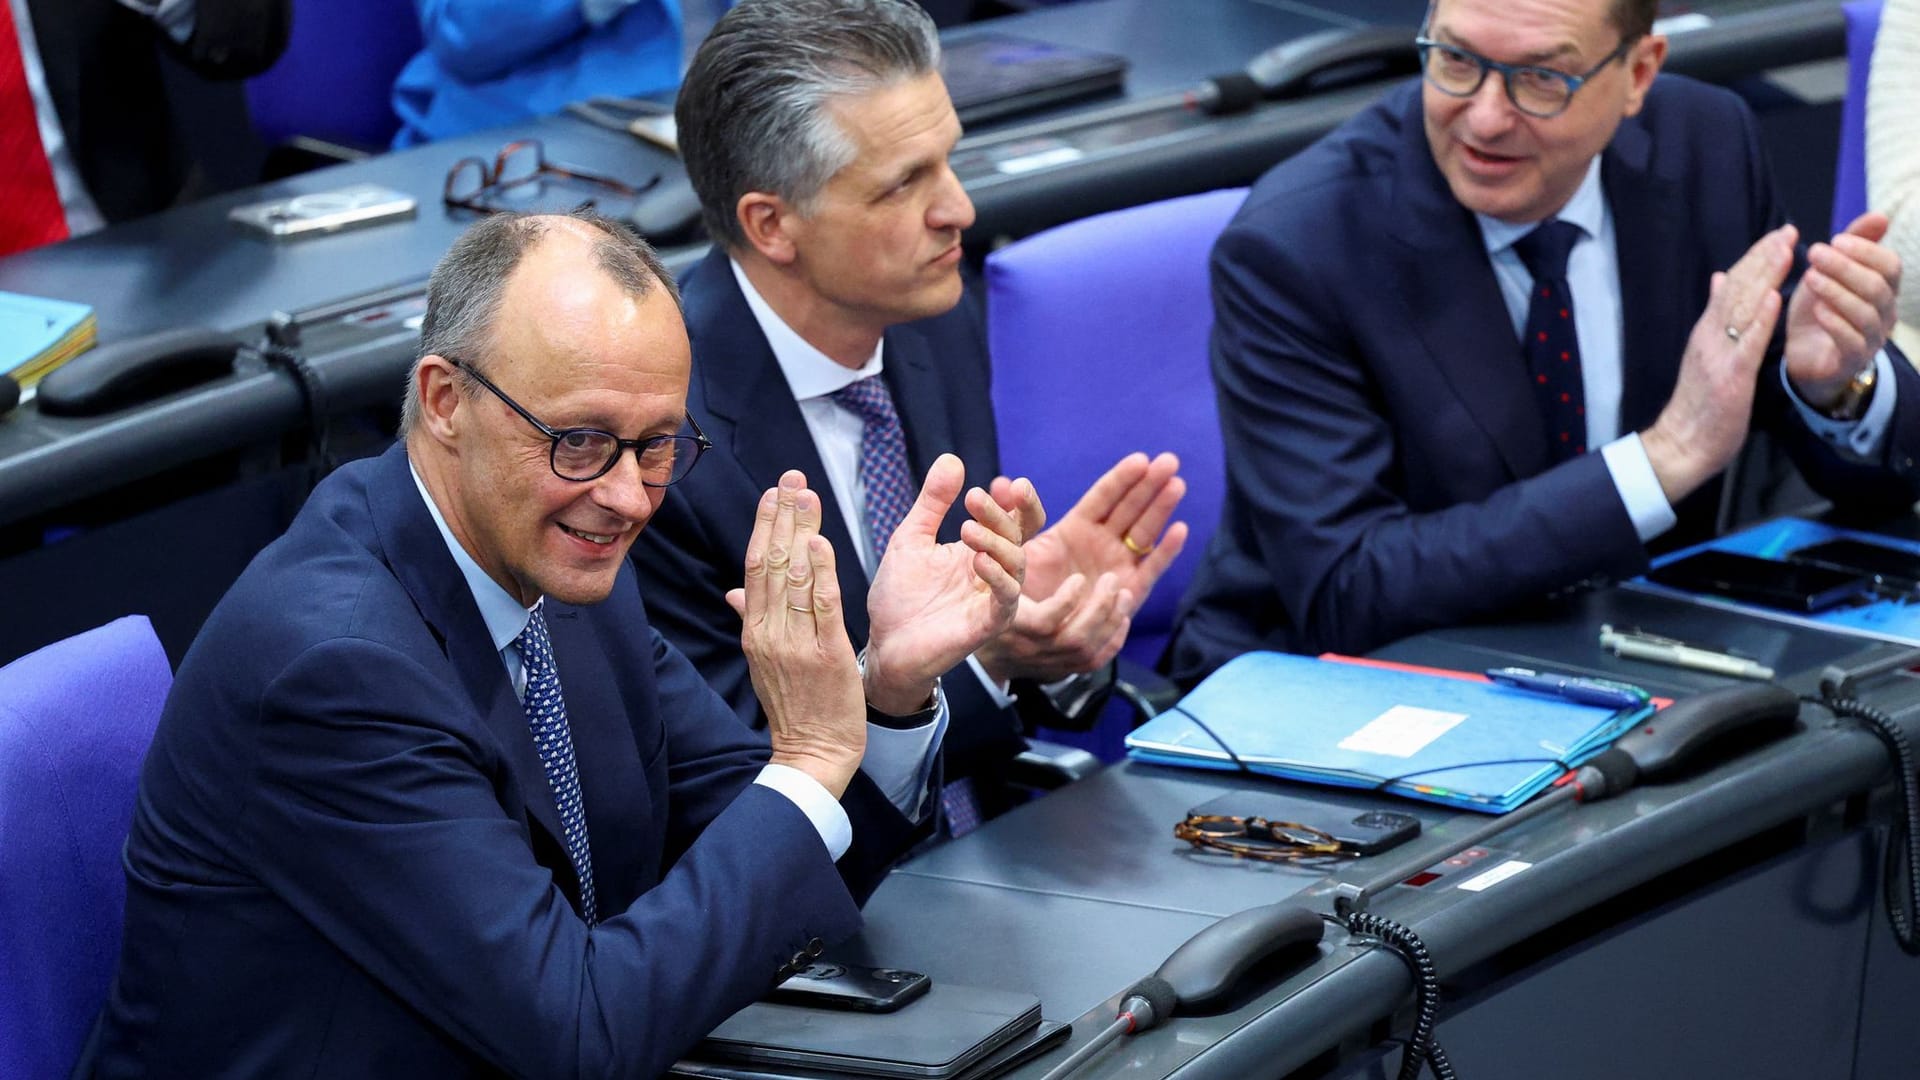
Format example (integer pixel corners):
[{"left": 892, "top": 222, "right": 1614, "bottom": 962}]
[
  {"left": 83, "top": 210, "right": 1028, "bottom": 1076},
  {"left": 635, "top": 0, "right": 1188, "bottom": 832}
]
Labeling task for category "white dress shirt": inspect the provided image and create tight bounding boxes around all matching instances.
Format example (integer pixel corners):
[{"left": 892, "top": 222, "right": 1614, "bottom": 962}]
[{"left": 1478, "top": 157, "right": 1897, "bottom": 543}]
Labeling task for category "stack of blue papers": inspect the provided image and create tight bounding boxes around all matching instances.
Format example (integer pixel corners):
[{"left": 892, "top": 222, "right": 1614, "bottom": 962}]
[{"left": 1125, "top": 653, "right": 1652, "bottom": 814}]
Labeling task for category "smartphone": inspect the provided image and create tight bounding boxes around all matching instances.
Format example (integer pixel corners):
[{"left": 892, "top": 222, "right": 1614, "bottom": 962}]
[
  {"left": 1645, "top": 549, "right": 1867, "bottom": 612},
  {"left": 764, "top": 960, "right": 931, "bottom": 1013},
  {"left": 1787, "top": 538, "right": 1920, "bottom": 592},
  {"left": 1188, "top": 790, "right": 1420, "bottom": 856},
  {"left": 228, "top": 183, "right": 418, "bottom": 240}
]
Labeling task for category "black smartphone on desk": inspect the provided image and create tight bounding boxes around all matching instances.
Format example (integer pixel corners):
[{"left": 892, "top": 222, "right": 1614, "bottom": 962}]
[
  {"left": 766, "top": 960, "right": 930, "bottom": 1013},
  {"left": 1787, "top": 538, "right": 1920, "bottom": 593},
  {"left": 1644, "top": 549, "right": 1868, "bottom": 612}
]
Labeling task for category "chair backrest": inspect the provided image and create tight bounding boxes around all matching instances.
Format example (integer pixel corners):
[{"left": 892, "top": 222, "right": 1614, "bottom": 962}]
[
  {"left": 0, "top": 617, "right": 171, "bottom": 1079},
  {"left": 1833, "top": 0, "right": 1884, "bottom": 237},
  {"left": 247, "top": 0, "right": 423, "bottom": 149},
  {"left": 986, "top": 187, "right": 1247, "bottom": 672}
]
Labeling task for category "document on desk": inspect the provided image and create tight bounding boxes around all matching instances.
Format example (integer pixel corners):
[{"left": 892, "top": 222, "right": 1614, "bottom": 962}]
[
  {"left": 1125, "top": 652, "right": 1652, "bottom": 814},
  {"left": 0, "top": 290, "right": 94, "bottom": 387}
]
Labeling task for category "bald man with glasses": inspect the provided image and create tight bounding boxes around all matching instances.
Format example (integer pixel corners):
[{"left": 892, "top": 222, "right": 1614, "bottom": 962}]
[{"left": 1167, "top": 0, "right": 1919, "bottom": 678}]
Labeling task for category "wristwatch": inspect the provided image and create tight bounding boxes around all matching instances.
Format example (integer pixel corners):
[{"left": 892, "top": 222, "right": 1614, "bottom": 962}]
[{"left": 1823, "top": 363, "right": 1878, "bottom": 422}]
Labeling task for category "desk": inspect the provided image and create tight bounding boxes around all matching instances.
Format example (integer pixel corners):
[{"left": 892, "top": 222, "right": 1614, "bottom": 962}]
[{"left": 835, "top": 586, "right": 1920, "bottom": 1078}]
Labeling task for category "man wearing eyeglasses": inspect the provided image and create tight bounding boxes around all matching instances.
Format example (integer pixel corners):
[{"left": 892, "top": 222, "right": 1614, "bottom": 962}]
[
  {"left": 1167, "top": 0, "right": 1920, "bottom": 678},
  {"left": 81, "top": 211, "right": 1027, "bottom": 1077},
  {"left": 631, "top": 0, "right": 1189, "bottom": 834}
]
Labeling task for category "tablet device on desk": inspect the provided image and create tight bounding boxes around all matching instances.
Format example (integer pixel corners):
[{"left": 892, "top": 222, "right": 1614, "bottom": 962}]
[
  {"left": 672, "top": 1019, "right": 1069, "bottom": 1080},
  {"left": 941, "top": 33, "right": 1128, "bottom": 126},
  {"left": 1786, "top": 538, "right": 1920, "bottom": 593},
  {"left": 689, "top": 982, "right": 1042, "bottom": 1079},
  {"left": 1645, "top": 549, "right": 1868, "bottom": 613}
]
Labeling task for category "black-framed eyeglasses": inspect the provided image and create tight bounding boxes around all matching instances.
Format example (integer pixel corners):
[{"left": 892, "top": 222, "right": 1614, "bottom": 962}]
[
  {"left": 443, "top": 138, "right": 660, "bottom": 215},
  {"left": 448, "top": 358, "right": 711, "bottom": 486},
  {"left": 1174, "top": 814, "right": 1352, "bottom": 865},
  {"left": 1414, "top": 34, "right": 1636, "bottom": 119}
]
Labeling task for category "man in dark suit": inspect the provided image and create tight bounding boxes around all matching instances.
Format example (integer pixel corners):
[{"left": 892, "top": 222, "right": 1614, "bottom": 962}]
[
  {"left": 1167, "top": 0, "right": 1918, "bottom": 678},
  {"left": 3, "top": 0, "right": 290, "bottom": 254},
  {"left": 81, "top": 211, "right": 1028, "bottom": 1077},
  {"left": 633, "top": 0, "right": 1188, "bottom": 822}
]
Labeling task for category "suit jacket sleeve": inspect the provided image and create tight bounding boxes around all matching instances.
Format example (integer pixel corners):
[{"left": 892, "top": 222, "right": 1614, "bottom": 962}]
[
  {"left": 236, "top": 634, "right": 868, "bottom": 1079},
  {"left": 172, "top": 0, "right": 292, "bottom": 78},
  {"left": 1209, "top": 216, "right": 1649, "bottom": 656}
]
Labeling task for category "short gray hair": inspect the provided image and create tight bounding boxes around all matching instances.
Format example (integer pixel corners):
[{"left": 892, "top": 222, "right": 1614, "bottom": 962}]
[
  {"left": 398, "top": 210, "right": 680, "bottom": 436},
  {"left": 676, "top": 0, "right": 941, "bottom": 250}
]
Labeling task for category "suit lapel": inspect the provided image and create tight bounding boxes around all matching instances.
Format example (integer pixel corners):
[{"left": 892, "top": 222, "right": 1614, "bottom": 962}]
[
  {"left": 1386, "top": 98, "right": 1548, "bottom": 481},
  {"left": 688, "top": 251, "right": 873, "bottom": 642},
  {"left": 365, "top": 445, "right": 577, "bottom": 899},
  {"left": 1603, "top": 117, "right": 1685, "bottom": 436}
]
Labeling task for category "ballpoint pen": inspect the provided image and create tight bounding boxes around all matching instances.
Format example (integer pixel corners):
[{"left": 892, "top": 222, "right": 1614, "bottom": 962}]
[
  {"left": 1598, "top": 624, "right": 1776, "bottom": 681},
  {"left": 1484, "top": 667, "right": 1648, "bottom": 709}
]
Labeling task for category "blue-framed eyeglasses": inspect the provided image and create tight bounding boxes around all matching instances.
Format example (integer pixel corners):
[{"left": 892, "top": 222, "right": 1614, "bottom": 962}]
[
  {"left": 1414, "top": 34, "right": 1636, "bottom": 119},
  {"left": 448, "top": 358, "right": 711, "bottom": 486}
]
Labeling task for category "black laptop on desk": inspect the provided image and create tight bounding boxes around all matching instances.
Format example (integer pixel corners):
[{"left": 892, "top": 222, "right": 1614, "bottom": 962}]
[{"left": 941, "top": 33, "right": 1129, "bottom": 126}]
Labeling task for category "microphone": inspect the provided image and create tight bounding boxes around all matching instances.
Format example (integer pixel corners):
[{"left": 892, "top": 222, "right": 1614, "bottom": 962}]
[
  {"left": 1114, "top": 975, "right": 1177, "bottom": 1035},
  {"left": 0, "top": 374, "right": 19, "bottom": 418}
]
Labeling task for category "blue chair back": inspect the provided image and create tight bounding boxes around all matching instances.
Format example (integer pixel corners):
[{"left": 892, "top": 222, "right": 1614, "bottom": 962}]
[
  {"left": 247, "top": 0, "right": 423, "bottom": 148},
  {"left": 0, "top": 617, "right": 171, "bottom": 1079},
  {"left": 1834, "top": 0, "right": 1884, "bottom": 237},
  {"left": 986, "top": 188, "right": 1246, "bottom": 754}
]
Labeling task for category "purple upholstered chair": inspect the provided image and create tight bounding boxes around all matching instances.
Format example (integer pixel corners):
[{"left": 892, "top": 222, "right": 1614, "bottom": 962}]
[
  {"left": 986, "top": 187, "right": 1247, "bottom": 758},
  {"left": 247, "top": 0, "right": 423, "bottom": 152},
  {"left": 1833, "top": 0, "right": 1884, "bottom": 237},
  {"left": 0, "top": 617, "right": 171, "bottom": 1079}
]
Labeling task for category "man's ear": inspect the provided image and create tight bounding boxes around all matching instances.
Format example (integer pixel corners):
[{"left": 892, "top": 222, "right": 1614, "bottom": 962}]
[
  {"left": 416, "top": 355, "right": 466, "bottom": 445},
  {"left": 1620, "top": 33, "right": 1668, "bottom": 118},
  {"left": 736, "top": 191, "right": 800, "bottom": 266}
]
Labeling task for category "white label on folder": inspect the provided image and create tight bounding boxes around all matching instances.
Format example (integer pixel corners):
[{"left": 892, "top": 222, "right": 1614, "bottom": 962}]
[
  {"left": 1337, "top": 705, "right": 1466, "bottom": 758},
  {"left": 1458, "top": 860, "right": 1532, "bottom": 892}
]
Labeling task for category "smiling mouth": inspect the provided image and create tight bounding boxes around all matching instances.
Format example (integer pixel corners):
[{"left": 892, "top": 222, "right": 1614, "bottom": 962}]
[
  {"left": 1463, "top": 144, "right": 1523, "bottom": 166},
  {"left": 558, "top": 523, "right": 621, "bottom": 546}
]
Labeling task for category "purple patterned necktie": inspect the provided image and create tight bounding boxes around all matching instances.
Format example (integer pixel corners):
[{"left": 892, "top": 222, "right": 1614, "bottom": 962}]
[
  {"left": 515, "top": 603, "right": 598, "bottom": 924},
  {"left": 829, "top": 375, "right": 916, "bottom": 562},
  {"left": 1514, "top": 218, "right": 1587, "bottom": 464},
  {"left": 828, "top": 375, "right": 983, "bottom": 837}
]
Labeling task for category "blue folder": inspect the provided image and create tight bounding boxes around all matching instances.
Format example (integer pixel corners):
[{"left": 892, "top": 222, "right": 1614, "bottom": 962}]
[{"left": 1125, "top": 653, "right": 1652, "bottom": 814}]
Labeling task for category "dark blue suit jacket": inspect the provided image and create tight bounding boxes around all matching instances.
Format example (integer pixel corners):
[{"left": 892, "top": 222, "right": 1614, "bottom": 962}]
[
  {"left": 630, "top": 250, "right": 1026, "bottom": 781},
  {"left": 83, "top": 443, "right": 919, "bottom": 1078},
  {"left": 1168, "top": 77, "right": 1920, "bottom": 678}
]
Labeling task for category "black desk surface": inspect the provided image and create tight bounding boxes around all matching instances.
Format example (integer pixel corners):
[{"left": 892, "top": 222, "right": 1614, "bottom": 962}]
[{"left": 840, "top": 585, "right": 1914, "bottom": 1078}]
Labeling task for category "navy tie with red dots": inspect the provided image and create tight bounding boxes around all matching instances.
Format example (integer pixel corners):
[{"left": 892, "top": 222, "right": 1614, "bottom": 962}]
[{"left": 1514, "top": 219, "right": 1587, "bottom": 463}]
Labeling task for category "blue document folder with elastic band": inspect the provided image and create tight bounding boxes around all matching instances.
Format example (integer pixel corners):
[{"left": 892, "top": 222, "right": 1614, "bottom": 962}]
[{"left": 1125, "top": 652, "right": 1653, "bottom": 814}]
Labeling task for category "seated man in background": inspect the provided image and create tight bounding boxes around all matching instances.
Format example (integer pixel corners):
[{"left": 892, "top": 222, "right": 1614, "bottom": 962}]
[
  {"left": 2, "top": 0, "right": 291, "bottom": 255},
  {"left": 81, "top": 211, "right": 1027, "bottom": 1077},
  {"left": 634, "top": 0, "right": 1188, "bottom": 832},
  {"left": 390, "top": 0, "right": 680, "bottom": 147},
  {"left": 1167, "top": 0, "right": 1919, "bottom": 679}
]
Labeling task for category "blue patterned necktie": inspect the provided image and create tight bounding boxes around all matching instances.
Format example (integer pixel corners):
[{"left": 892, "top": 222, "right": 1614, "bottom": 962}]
[
  {"left": 515, "top": 603, "right": 598, "bottom": 925},
  {"left": 1514, "top": 218, "right": 1588, "bottom": 464},
  {"left": 829, "top": 375, "right": 916, "bottom": 563}
]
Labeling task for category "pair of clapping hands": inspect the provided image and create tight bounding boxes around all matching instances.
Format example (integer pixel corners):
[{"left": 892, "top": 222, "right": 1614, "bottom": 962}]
[{"left": 725, "top": 452, "right": 1186, "bottom": 799}]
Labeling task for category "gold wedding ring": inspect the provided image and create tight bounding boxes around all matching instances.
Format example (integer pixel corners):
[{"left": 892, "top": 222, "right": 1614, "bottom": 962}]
[
  {"left": 1121, "top": 533, "right": 1152, "bottom": 557},
  {"left": 787, "top": 604, "right": 814, "bottom": 614}
]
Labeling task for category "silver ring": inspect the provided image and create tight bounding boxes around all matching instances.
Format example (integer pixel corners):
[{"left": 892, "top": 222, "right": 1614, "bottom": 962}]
[{"left": 1725, "top": 325, "right": 1741, "bottom": 342}]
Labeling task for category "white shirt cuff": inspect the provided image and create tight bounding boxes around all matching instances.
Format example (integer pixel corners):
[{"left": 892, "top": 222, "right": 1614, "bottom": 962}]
[
  {"left": 754, "top": 763, "right": 852, "bottom": 861},
  {"left": 965, "top": 654, "right": 1018, "bottom": 708},
  {"left": 580, "top": 0, "right": 640, "bottom": 27},
  {"left": 1784, "top": 350, "right": 1898, "bottom": 460},
  {"left": 1601, "top": 433, "right": 1678, "bottom": 543},
  {"left": 860, "top": 685, "right": 950, "bottom": 819}
]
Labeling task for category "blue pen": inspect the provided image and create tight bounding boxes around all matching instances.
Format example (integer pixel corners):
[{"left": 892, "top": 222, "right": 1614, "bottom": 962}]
[{"left": 1484, "top": 667, "right": 1646, "bottom": 710}]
